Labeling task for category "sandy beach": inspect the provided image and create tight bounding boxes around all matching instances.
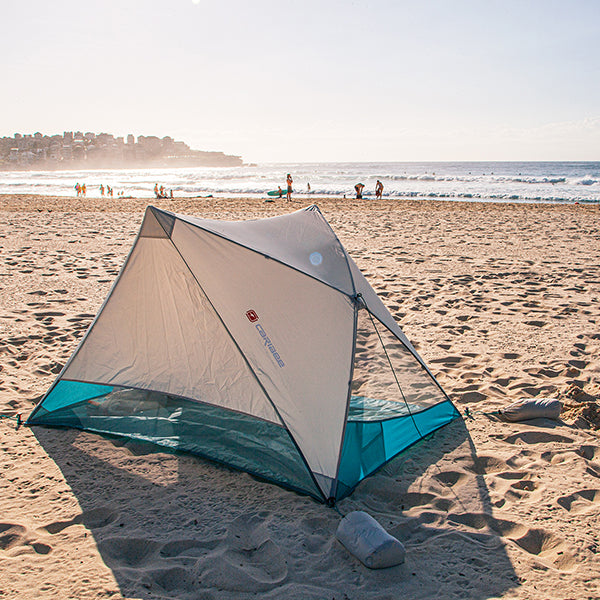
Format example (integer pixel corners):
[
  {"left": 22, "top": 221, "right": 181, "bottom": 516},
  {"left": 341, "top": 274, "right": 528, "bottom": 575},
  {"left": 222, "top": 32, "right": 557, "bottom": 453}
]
[{"left": 1, "top": 193, "right": 599, "bottom": 599}]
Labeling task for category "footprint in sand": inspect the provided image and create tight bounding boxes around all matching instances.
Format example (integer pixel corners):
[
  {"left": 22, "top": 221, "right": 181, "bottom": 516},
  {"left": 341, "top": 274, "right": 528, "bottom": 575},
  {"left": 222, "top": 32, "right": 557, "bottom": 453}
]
[
  {"left": 197, "top": 513, "right": 288, "bottom": 593},
  {"left": 447, "top": 514, "right": 575, "bottom": 571},
  {"left": 147, "top": 566, "right": 197, "bottom": 594},
  {"left": 447, "top": 512, "right": 527, "bottom": 538},
  {"left": 432, "top": 470, "right": 469, "bottom": 488},
  {"left": 99, "top": 537, "right": 161, "bottom": 567},
  {"left": 539, "top": 449, "right": 580, "bottom": 465},
  {"left": 159, "top": 537, "right": 220, "bottom": 558},
  {"left": 524, "top": 320, "right": 546, "bottom": 327},
  {"left": 0, "top": 523, "right": 28, "bottom": 552},
  {"left": 460, "top": 391, "right": 487, "bottom": 403},
  {"left": 429, "top": 355, "right": 467, "bottom": 367},
  {"left": 511, "top": 527, "right": 575, "bottom": 570},
  {"left": 96, "top": 533, "right": 223, "bottom": 596},
  {"left": 33, "top": 311, "right": 65, "bottom": 319},
  {"left": 557, "top": 489, "right": 600, "bottom": 514},
  {"left": 576, "top": 445, "right": 600, "bottom": 461},
  {"left": 0, "top": 522, "right": 52, "bottom": 556},
  {"left": 462, "top": 455, "right": 509, "bottom": 475},
  {"left": 501, "top": 431, "right": 575, "bottom": 445},
  {"left": 42, "top": 506, "right": 118, "bottom": 535},
  {"left": 495, "top": 470, "right": 530, "bottom": 480},
  {"left": 299, "top": 515, "right": 333, "bottom": 554},
  {"left": 509, "top": 479, "right": 539, "bottom": 492}
]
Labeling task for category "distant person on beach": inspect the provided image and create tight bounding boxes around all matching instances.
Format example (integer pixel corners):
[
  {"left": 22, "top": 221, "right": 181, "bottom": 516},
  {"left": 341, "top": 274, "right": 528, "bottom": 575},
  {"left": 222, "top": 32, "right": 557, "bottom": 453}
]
[
  {"left": 74, "top": 183, "right": 81, "bottom": 197},
  {"left": 375, "top": 180, "right": 383, "bottom": 199},
  {"left": 307, "top": 182, "right": 311, "bottom": 193},
  {"left": 277, "top": 186, "right": 283, "bottom": 198},
  {"left": 154, "top": 183, "right": 159, "bottom": 198},
  {"left": 286, "top": 173, "right": 293, "bottom": 201},
  {"left": 355, "top": 183, "right": 365, "bottom": 199},
  {"left": 100, "top": 184, "right": 105, "bottom": 197},
  {"left": 81, "top": 183, "right": 87, "bottom": 197},
  {"left": 170, "top": 189, "right": 173, "bottom": 199}
]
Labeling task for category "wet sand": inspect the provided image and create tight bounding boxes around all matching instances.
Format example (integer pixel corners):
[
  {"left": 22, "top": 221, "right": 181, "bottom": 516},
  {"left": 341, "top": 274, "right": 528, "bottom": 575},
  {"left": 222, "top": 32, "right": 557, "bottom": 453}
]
[{"left": 1, "top": 194, "right": 599, "bottom": 599}]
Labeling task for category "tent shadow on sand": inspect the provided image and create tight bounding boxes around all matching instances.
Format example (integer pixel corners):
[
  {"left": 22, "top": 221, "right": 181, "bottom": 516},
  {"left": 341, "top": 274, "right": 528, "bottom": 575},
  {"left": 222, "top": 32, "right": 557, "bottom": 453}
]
[{"left": 33, "top": 415, "right": 519, "bottom": 600}]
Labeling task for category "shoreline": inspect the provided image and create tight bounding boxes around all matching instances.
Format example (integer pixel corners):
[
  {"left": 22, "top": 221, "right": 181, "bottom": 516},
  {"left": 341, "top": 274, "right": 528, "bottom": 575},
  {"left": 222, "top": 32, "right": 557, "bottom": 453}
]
[{"left": 1, "top": 193, "right": 598, "bottom": 215}]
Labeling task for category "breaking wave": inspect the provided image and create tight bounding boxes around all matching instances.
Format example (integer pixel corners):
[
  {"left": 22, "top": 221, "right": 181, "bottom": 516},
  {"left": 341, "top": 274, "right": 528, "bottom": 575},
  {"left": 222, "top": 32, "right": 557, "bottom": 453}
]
[{"left": 0, "top": 161, "right": 598, "bottom": 204}]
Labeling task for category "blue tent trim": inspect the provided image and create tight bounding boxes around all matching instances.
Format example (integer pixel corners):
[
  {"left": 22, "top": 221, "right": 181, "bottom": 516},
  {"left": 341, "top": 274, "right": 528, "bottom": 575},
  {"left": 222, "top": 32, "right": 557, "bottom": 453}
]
[
  {"left": 28, "top": 380, "right": 324, "bottom": 501},
  {"left": 28, "top": 380, "right": 459, "bottom": 503}
]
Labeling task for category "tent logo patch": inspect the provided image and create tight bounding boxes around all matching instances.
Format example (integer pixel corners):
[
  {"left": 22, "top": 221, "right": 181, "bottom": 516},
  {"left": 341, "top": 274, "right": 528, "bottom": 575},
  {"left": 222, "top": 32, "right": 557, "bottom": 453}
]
[{"left": 246, "top": 309, "right": 259, "bottom": 322}]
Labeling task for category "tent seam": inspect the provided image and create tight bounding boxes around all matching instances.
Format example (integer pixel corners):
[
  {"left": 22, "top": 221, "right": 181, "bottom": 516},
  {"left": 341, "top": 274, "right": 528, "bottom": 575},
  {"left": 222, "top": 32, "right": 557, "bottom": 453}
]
[{"left": 309, "top": 205, "right": 360, "bottom": 501}]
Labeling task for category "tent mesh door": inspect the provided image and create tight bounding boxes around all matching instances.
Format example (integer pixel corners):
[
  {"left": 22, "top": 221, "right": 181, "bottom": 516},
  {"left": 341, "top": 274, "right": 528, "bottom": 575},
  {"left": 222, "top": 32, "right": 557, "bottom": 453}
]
[{"left": 336, "top": 307, "right": 457, "bottom": 499}]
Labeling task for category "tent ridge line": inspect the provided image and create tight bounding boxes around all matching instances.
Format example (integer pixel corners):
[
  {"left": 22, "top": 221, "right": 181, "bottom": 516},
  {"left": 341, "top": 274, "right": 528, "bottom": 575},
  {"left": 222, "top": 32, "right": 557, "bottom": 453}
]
[
  {"left": 156, "top": 205, "right": 355, "bottom": 299},
  {"left": 166, "top": 220, "right": 327, "bottom": 502}
]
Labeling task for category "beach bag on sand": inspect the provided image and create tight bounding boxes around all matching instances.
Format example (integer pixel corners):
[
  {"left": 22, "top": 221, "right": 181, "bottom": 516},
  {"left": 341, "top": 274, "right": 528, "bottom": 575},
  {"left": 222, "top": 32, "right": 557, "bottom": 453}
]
[
  {"left": 499, "top": 398, "right": 562, "bottom": 422},
  {"left": 336, "top": 511, "right": 406, "bottom": 569}
]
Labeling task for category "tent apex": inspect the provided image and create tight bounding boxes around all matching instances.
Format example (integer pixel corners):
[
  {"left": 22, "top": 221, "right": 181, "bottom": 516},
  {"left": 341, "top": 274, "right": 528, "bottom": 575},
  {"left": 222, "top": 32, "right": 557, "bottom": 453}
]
[
  {"left": 304, "top": 204, "right": 321, "bottom": 213},
  {"left": 140, "top": 205, "right": 176, "bottom": 238}
]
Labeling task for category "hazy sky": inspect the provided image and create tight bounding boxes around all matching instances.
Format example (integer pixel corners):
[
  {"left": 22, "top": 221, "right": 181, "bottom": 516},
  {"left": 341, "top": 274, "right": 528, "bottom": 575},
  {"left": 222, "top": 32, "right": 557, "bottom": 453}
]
[{"left": 3, "top": 0, "right": 599, "bottom": 162}]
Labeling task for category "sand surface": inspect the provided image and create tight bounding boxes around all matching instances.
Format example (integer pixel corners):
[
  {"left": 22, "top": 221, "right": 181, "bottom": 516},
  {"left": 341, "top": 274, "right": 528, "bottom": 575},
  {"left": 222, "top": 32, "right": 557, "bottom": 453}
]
[{"left": 1, "top": 194, "right": 599, "bottom": 599}]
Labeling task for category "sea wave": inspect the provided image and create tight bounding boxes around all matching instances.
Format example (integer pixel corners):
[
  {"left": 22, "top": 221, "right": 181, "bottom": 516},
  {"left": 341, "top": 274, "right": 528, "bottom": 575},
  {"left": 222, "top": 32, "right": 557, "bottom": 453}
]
[{"left": 1, "top": 161, "right": 599, "bottom": 204}]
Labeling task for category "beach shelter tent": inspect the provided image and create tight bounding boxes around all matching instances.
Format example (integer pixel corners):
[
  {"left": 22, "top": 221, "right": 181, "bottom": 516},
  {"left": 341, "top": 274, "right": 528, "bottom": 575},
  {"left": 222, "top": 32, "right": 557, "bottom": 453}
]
[{"left": 28, "top": 205, "right": 459, "bottom": 503}]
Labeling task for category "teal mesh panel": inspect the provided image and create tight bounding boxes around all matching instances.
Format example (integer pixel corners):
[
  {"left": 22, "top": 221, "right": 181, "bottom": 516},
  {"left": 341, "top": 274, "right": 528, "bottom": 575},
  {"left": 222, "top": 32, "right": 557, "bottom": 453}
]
[
  {"left": 34, "top": 380, "right": 114, "bottom": 413},
  {"left": 29, "top": 382, "right": 321, "bottom": 500},
  {"left": 336, "top": 398, "right": 459, "bottom": 500},
  {"left": 352, "top": 308, "right": 448, "bottom": 411}
]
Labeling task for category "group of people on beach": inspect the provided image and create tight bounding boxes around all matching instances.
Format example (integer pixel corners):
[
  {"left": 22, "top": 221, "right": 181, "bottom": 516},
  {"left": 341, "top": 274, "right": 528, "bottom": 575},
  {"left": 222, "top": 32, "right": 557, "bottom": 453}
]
[
  {"left": 74, "top": 183, "right": 119, "bottom": 198},
  {"left": 154, "top": 183, "right": 173, "bottom": 199},
  {"left": 278, "top": 174, "right": 384, "bottom": 201},
  {"left": 76, "top": 176, "right": 386, "bottom": 201},
  {"left": 354, "top": 180, "right": 384, "bottom": 199},
  {"left": 273, "top": 174, "right": 295, "bottom": 201},
  {"left": 99, "top": 184, "right": 114, "bottom": 197}
]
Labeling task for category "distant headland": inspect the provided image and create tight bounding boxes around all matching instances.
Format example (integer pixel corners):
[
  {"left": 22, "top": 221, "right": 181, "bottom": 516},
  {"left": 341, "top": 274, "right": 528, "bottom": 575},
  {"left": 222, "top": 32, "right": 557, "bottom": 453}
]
[{"left": 0, "top": 131, "right": 244, "bottom": 170}]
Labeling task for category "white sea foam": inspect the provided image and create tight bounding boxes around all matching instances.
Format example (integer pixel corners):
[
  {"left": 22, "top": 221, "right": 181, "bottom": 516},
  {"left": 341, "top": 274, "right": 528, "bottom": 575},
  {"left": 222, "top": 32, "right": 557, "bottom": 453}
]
[{"left": 0, "top": 162, "right": 598, "bottom": 203}]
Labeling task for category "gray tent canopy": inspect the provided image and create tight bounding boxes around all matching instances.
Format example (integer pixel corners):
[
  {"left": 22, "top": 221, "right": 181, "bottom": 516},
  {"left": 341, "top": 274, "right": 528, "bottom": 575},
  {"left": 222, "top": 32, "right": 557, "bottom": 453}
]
[{"left": 28, "top": 205, "right": 459, "bottom": 503}]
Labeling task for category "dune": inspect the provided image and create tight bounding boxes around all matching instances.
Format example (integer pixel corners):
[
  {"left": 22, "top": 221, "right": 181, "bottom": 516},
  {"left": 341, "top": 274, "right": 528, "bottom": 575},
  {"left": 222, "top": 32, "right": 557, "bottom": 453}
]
[{"left": 1, "top": 194, "right": 599, "bottom": 599}]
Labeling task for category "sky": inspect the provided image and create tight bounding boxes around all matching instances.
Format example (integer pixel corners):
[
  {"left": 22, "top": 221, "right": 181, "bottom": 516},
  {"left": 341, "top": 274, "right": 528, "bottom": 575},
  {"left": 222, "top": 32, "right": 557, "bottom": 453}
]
[{"left": 2, "top": 0, "right": 599, "bottom": 163}]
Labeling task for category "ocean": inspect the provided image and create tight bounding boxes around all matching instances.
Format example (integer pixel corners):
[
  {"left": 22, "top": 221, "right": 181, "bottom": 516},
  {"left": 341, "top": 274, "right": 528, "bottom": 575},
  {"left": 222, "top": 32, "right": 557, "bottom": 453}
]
[{"left": 0, "top": 161, "right": 598, "bottom": 204}]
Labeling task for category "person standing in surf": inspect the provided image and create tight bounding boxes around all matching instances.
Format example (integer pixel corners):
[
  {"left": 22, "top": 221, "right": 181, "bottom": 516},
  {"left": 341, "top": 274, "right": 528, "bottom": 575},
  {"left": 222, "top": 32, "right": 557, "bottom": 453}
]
[
  {"left": 286, "top": 173, "right": 293, "bottom": 201},
  {"left": 375, "top": 179, "right": 384, "bottom": 199}
]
